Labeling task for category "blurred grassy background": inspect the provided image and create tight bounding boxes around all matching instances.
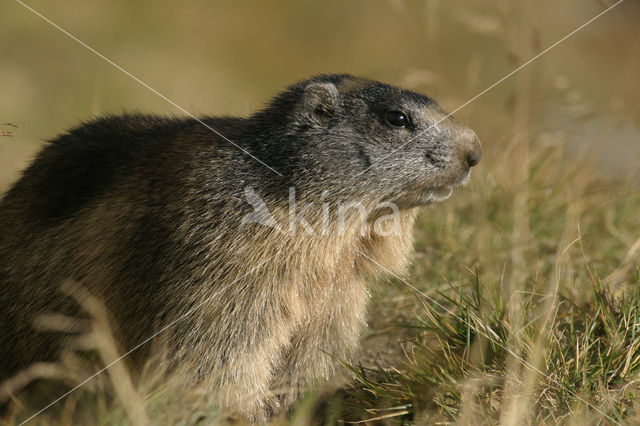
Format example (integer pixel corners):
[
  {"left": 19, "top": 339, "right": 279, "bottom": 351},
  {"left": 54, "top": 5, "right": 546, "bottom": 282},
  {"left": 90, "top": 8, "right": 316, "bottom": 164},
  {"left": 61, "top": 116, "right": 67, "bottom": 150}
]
[
  {"left": 3, "top": 0, "right": 640, "bottom": 424},
  {"left": 1, "top": 0, "right": 639, "bottom": 194}
]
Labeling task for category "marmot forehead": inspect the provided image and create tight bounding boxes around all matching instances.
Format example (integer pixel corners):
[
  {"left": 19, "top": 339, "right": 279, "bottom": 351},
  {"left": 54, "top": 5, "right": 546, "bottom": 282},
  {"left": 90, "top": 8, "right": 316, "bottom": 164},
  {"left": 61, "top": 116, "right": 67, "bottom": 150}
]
[
  {"left": 302, "top": 74, "right": 435, "bottom": 106},
  {"left": 267, "top": 74, "right": 438, "bottom": 122},
  {"left": 357, "top": 81, "right": 434, "bottom": 107},
  {"left": 335, "top": 75, "right": 442, "bottom": 124}
]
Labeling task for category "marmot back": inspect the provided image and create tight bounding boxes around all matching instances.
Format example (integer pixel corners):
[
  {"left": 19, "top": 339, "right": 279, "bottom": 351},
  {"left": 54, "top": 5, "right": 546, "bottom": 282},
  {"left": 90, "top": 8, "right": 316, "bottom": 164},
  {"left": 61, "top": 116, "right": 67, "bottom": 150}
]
[{"left": 0, "top": 74, "right": 481, "bottom": 421}]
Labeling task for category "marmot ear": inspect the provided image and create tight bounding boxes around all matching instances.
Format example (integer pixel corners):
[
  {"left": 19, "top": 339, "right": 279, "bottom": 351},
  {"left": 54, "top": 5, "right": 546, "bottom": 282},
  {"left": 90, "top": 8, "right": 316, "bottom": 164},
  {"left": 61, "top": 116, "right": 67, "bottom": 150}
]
[{"left": 302, "top": 82, "right": 340, "bottom": 125}]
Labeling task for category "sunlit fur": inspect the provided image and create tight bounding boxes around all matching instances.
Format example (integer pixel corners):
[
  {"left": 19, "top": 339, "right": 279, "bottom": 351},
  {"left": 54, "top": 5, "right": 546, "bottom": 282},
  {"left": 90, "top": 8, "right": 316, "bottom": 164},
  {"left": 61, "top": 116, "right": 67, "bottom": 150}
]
[{"left": 0, "top": 74, "right": 480, "bottom": 421}]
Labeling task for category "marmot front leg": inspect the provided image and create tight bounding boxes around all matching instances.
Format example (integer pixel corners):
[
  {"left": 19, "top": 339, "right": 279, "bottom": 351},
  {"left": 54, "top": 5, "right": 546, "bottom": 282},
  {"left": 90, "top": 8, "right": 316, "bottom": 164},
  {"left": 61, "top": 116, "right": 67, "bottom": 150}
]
[
  {"left": 270, "top": 278, "right": 370, "bottom": 408},
  {"left": 213, "top": 345, "right": 281, "bottom": 422},
  {"left": 171, "top": 286, "right": 296, "bottom": 422}
]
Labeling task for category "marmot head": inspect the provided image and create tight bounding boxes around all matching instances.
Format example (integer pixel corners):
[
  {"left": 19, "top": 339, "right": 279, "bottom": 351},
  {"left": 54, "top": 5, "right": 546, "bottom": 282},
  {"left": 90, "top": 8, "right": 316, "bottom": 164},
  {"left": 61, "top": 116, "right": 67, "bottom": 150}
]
[{"left": 253, "top": 74, "right": 481, "bottom": 209}]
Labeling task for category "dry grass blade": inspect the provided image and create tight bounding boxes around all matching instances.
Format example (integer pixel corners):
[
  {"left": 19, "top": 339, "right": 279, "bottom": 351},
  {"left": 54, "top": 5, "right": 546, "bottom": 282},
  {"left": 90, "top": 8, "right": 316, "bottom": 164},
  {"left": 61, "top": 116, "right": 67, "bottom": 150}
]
[{"left": 58, "top": 280, "right": 150, "bottom": 426}]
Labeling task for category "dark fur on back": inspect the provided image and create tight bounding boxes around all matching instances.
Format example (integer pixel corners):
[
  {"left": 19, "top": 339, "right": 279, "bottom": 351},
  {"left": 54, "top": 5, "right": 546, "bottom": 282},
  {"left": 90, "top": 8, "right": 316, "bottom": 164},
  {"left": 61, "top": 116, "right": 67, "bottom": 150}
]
[{"left": 0, "top": 74, "right": 481, "bottom": 420}]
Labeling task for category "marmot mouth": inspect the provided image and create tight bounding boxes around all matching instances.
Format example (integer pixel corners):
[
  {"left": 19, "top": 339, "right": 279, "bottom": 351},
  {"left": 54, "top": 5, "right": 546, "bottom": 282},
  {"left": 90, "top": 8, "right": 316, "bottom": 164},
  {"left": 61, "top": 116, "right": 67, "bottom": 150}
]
[
  {"left": 388, "top": 169, "right": 472, "bottom": 208},
  {"left": 387, "top": 185, "right": 454, "bottom": 209},
  {"left": 430, "top": 186, "right": 454, "bottom": 200},
  {"left": 426, "top": 169, "right": 470, "bottom": 200}
]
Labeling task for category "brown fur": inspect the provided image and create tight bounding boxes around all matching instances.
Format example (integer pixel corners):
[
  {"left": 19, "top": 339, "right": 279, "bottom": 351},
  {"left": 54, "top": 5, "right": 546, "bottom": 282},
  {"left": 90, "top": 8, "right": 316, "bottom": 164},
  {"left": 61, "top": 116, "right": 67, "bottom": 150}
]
[{"left": 0, "top": 74, "right": 480, "bottom": 421}]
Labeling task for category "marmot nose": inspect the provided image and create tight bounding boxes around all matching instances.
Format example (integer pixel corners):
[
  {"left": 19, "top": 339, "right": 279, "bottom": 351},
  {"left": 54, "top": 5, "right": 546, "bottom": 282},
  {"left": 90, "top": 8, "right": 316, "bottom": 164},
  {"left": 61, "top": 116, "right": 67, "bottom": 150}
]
[{"left": 457, "top": 129, "right": 482, "bottom": 169}]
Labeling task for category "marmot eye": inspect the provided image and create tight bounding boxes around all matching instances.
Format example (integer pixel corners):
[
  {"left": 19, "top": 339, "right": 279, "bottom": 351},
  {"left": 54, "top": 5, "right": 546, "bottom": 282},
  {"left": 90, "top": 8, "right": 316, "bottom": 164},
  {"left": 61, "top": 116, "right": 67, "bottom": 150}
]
[{"left": 384, "top": 110, "right": 410, "bottom": 128}]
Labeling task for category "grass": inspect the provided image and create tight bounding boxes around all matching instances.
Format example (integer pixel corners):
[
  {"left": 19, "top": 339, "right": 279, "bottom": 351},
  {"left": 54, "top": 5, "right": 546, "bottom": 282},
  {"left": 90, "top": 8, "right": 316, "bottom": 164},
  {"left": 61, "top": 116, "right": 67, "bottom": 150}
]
[
  {"left": 4, "top": 116, "right": 639, "bottom": 425},
  {"left": 324, "top": 128, "right": 640, "bottom": 424},
  {"left": 338, "top": 256, "right": 640, "bottom": 424},
  {"left": 2, "top": 1, "right": 639, "bottom": 424}
]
